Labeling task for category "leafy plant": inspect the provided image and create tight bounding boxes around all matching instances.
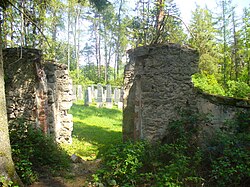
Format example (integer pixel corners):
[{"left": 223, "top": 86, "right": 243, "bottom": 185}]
[
  {"left": 206, "top": 111, "right": 250, "bottom": 186},
  {"left": 0, "top": 176, "right": 18, "bottom": 187},
  {"left": 9, "top": 118, "right": 71, "bottom": 185},
  {"left": 93, "top": 111, "right": 206, "bottom": 186},
  {"left": 93, "top": 110, "right": 250, "bottom": 186},
  {"left": 192, "top": 73, "right": 225, "bottom": 96},
  {"left": 226, "top": 80, "right": 250, "bottom": 99}
]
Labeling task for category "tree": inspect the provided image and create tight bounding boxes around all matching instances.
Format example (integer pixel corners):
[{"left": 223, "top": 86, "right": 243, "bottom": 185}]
[
  {"left": 101, "top": 6, "right": 116, "bottom": 83},
  {"left": 130, "top": 0, "right": 186, "bottom": 46},
  {"left": 215, "top": 0, "right": 234, "bottom": 85},
  {"left": 231, "top": 9, "right": 240, "bottom": 81},
  {"left": 0, "top": 4, "right": 23, "bottom": 186},
  {"left": 242, "top": 7, "right": 250, "bottom": 85},
  {"left": 189, "top": 5, "right": 218, "bottom": 75}
]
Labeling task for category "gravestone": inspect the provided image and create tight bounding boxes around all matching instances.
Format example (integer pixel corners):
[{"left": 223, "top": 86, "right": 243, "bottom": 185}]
[
  {"left": 77, "top": 85, "right": 83, "bottom": 100},
  {"left": 97, "top": 84, "right": 103, "bottom": 108},
  {"left": 106, "top": 84, "right": 113, "bottom": 108},
  {"left": 84, "top": 89, "right": 89, "bottom": 106},
  {"left": 91, "top": 85, "right": 95, "bottom": 101},
  {"left": 95, "top": 89, "right": 98, "bottom": 101},
  {"left": 114, "top": 88, "right": 120, "bottom": 104},
  {"left": 72, "top": 85, "right": 77, "bottom": 101},
  {"left": 103, "top": 90, "right": 107, "bottom": 102},
  {"left": 88, "top": 87, "right": 92, "bottom": 103},
  {"left": 118, "top": 88, "right": 124, "bottom": 110}
]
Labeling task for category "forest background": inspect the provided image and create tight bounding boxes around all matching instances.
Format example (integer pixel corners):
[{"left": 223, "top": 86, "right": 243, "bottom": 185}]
[{"left": 2, "top": 0, "right": 250, "bottom": 98}]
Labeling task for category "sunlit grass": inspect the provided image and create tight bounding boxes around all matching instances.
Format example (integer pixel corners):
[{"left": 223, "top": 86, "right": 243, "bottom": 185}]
[{"left": 62, "top": 101, "right": 122, "bottom": 160}]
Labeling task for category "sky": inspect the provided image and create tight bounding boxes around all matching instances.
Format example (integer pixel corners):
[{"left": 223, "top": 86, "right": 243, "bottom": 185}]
[
  {"left": 76, "top": 0, "right": 250, "bottom": 65},
  {"left": 126, "top": 0, "right": 250, "bottom": 25},
  {"left": 174, "top": 0, "right": 250, "bottom": 25}
]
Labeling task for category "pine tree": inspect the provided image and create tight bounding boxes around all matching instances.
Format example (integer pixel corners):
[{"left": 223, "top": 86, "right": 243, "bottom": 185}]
[{"left": 189, "top": 5, "right": 218, "bottom": 75}]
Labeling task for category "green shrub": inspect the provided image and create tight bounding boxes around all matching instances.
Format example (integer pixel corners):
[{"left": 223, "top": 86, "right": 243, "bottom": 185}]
[
  {"left": 226, "top": 80, "right": 250, "bottom": 99},
  {"left": 192, "top": 73, "right": 225, "bottom": 96},
  {"left": 206, "top": 111, "right": 250, "bottom": 186},
  {"left": 94, "top": 110, "right": 250, "bottom": 186},
  {"left": 94, "top": 111, "right": 206, "bottom": 186},
  {"left": 0, "top": 176, "right": 18, "bottom": 187},
  {"left": 210, "top": 142, "right": 250, "bottom": 186},
  {"left": 9, "top": 119, "right": 71, "bottom": 185},
  {"left": 94, "top": 141, "right": 147, "bottom": 186}
]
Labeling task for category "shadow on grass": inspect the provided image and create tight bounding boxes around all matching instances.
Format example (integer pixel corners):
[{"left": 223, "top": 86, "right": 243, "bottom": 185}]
[{"left": 69, "top": 103, "right": 123, "bottom": 158}]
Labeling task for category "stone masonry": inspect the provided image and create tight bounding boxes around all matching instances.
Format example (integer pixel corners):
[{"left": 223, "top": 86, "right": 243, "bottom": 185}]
[
  {"left": 3, "top": 48, "right": 73, "bottom": 144},
  {"left": 123, "top": 44, "right": 250, "bottom": 142}
]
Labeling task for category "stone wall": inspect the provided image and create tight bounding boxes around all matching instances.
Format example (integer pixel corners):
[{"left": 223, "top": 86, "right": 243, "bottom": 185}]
[
  {"left": 123, "top": 44, "right": 250, "bottom": 142},
  {"left": 3, "top": 48, "right": 73, "bottom": 144}
]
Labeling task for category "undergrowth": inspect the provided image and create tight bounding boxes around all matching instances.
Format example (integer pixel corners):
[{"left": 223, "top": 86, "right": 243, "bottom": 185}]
[
  {"left": 8, "top": 104, "right": 249, "bottom": 186},
  {"left": 9, "top": 119, "right": 71, "bottom": 185},
  {"left": 94, "top": 110, "right": 250, "bottom": 187}
]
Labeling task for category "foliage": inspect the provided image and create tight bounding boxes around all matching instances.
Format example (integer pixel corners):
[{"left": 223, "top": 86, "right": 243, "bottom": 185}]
[
  {"left": 192, "top": 73, "right": 250, "bottom": 99},
  {"left": 108, "top": 73, "right": 124, "bottom": 87},
  {"left": 9, "top": 119, "right": 71, "bottom": 185},
  {"left": 93, "top": 111, "right": 206, "bottom": 186},
  {"left": 94, "top": 142, "right": 204, "bottom": 186},
  {"left": 0, "top": 176, "right": 18, "bottom": 187},
  {"left": 93, "top": 110, "right": 250, "bottom": 186},
  {"left": 129, "top": 0, "right": 186, "bottom": 46},
  {"left": 189, "top": 3, "right": 250, "bottom": 99},
  {"left": 205, "top": 110, "right": 250, "bottom": 186},
  {"left": 69, "top": 69, "right": 94, "bottom": 86},
  {"left": 226, "top": 80, "right": 250, "bottom": 99},
  {"left": 192, "top": 73, "right": 225, "bottom": 96}
]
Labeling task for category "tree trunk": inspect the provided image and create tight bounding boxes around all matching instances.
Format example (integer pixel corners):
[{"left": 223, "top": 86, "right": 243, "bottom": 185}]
[
  {"left": 232, "top": 11, "right": 239, "bottom": 81},
  {"left": 155, "top": 0, "right": 165, "bottom": 30},
  {"left": 94, "top": 13, "right": 101, "bottom": 80},
  {"left": 115, "top": 0, "right": 123, "bottom": 80},
  {"left": 67, "top": 4, "right": 71, "bottom": 71},
  {"left": 74, "top": 5, "right": 81, "bottom": 75},
  {"left": 103, "top": 22, "right": 108, "bottom": 83},
  {"left": 222, "top": 0, "right": 227, "bottom": 86},
  {"left": 0, "top": 9, "right": 23, "bottom": 187}
]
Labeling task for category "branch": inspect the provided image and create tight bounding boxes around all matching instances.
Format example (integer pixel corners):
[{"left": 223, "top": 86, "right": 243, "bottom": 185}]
[
  {"left": 151, "top": 13, "right": 194, "bottom": 44},
  {"left": 6, "top": 0, "right": 51, "bottom": 48},
  {"left": 169, "top": 14, "right": 194, "bottom": 38}
]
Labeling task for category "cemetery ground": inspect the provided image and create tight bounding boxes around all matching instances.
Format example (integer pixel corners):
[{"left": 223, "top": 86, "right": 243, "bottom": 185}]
[{"left": 29, "top": 101, "right": 122, "bottom": 187}]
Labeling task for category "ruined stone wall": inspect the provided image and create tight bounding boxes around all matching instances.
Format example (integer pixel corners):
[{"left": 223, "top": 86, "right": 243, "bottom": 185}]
[
  {"left": 44, "top": 62, "right": 73, "bottom": 143},
  {"left": 3, "top": 48, "right": 73, "bottom": 144},
  {"left": 123, "top": 44, "right": 250, "bottom": 142}
]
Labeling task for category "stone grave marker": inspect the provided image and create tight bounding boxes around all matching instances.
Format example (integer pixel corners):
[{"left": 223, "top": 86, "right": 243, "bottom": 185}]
[
  {"left": 72, "top": 85, "right": 77, "bottom": 101},
  {"left": 91, "top": 85, "right": 95, "bottom": 100},
  {"left": 77, "top": 85, "right": 83, "bottom": 100},
  {"left": 106, "top": 84, "right": 113, "bottom": 108},
  {"left": 118, "top": 88, "right": 124, "bottom": 109},
  {"left": 84, "top": 89, "right": 89, "bottom": 106},
  {"left": 114, "top": 88, "right": 120, "bottom": 104},
  {"left": 87, "top": 86, "right": 92, "bottom": 103},
  {"left": 97, "top": 84, "right": 103, "bottom": 108},
  {"left": 95, "top": 89, "right": 98, "bottom": 101},
  {"left": 103, "top": 90, "right": 106, "bottom": 102}
]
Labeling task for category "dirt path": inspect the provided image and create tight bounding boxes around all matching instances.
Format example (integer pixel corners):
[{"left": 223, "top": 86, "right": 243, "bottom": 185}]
[{"left": 29, "top": 159, "right": 101, "bottom": 187}]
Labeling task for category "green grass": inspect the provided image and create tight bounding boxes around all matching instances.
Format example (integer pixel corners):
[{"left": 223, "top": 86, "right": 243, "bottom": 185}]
[{"left": 62, "top": 101, "right": 123, "bottom": 160}]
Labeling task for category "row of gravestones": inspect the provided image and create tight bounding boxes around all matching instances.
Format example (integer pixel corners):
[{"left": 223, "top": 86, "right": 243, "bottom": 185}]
[{"left": 72, "top": 84, "right": 124, "bottom": 109}]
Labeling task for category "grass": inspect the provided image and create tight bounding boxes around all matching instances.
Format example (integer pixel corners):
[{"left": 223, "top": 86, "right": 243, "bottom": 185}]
[{"left": 62, "top": 101, "right": 123, "bottom": 160}]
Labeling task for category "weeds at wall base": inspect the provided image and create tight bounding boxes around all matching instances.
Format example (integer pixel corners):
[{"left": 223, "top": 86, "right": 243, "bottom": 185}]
[{"left": 94, "top": 110, "right": 250, "bottom": 187}]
